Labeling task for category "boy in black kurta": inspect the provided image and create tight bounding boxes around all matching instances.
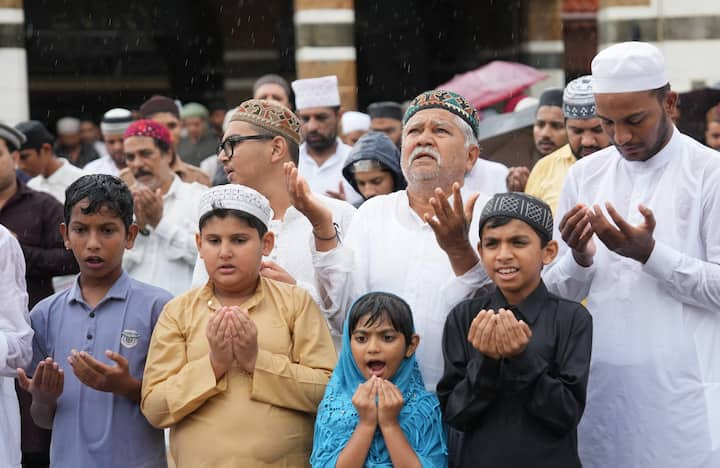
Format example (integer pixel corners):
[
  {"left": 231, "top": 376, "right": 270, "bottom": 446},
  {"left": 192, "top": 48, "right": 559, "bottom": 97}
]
[{"left": 437, "top": 192, "right": 592, "bottom": 468}]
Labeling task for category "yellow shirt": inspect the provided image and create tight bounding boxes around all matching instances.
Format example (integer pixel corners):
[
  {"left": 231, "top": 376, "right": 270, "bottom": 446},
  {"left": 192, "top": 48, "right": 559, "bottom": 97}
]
[
  {"left": 525, "top": 144, "right": 576, "bottom": 216},
  {"left": 141, "top": 277, "right": 337, "bottom": 468}
]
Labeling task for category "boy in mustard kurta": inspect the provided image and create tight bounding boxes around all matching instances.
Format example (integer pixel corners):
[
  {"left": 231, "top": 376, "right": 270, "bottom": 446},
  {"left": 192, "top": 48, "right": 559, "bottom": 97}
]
[{"left": 141, "top": 184, "right": 337, "bottom": 467}]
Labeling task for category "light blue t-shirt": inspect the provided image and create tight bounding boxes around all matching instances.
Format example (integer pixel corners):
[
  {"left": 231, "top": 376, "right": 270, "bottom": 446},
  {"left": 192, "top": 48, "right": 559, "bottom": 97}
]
[{"left": 29, "top": 271, "right": 171, "bottom": 468}]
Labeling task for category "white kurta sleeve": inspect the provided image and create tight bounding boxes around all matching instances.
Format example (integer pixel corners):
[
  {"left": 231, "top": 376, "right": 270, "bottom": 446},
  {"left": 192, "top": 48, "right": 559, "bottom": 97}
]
[
  {"left": 542, "top": 163, "right": 596, "bottom": 302},
  {"left": 153, "top": 210, "right": 200, "bottom": 267},
  {"left": 640, "top": 174, "right": 720, "bottom": 310},
  {"left": 0, "top": 231, "right": 33, "bottom": 377}
]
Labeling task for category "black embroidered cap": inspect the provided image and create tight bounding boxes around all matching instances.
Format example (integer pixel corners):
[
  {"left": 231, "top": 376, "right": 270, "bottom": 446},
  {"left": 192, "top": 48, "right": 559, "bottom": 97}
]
[{"left": 479, "top": 192, "right": 554, "bottom": 241}]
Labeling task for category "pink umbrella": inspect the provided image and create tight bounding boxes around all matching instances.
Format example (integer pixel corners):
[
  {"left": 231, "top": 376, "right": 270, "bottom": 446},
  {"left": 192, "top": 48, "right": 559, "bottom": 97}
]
[{"left": 438, "top": 61, "right": 548, "bottom": 110}]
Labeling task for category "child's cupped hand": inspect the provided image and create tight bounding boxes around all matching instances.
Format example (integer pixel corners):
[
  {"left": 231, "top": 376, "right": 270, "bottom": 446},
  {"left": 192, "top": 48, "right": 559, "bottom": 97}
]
[
  {"left": 377, "top": 379, "right": 404, "bottom": 429},
  {"left": 352, "top": 376, "right": 380, "bottom": 428}
]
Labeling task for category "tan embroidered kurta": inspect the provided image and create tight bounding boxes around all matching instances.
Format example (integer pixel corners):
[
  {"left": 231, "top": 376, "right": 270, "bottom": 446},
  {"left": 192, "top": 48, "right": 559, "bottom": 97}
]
[{"left": 141, "top": 277, "right": 337, "bottom": 467}]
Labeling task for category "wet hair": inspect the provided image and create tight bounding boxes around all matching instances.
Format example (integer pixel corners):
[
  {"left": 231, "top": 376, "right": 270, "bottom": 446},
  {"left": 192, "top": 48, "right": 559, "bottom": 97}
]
[
  {"left": 64, "top": 174, "right": 134, "bottom": 231},
  {"left": 198, "top": 208, "right": 268, "bottom": 238},
  {"left": 347, "top": 292, "right": 415, "bottom": 347},
  {"left": 482, "top": 215, "right": 550, "bottom": 247}
]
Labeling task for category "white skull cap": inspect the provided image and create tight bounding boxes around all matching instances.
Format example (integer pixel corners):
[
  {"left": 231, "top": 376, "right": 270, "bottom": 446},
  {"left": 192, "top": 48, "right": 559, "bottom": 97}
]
[{"left": 198, "top": 184, "right": 273, "bottom": 229}]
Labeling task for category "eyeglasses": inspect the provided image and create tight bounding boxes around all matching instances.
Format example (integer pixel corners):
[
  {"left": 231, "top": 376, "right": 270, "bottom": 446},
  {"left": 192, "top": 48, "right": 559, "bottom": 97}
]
[{"left": 217, "top": 134, "right": 273, "bottom": 159}]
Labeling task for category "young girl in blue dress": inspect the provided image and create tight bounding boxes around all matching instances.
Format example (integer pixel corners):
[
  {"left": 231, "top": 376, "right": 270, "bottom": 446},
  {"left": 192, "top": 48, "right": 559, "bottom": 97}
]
[{"left": 311, "top": 292, "right": 447, "bottom": 467}]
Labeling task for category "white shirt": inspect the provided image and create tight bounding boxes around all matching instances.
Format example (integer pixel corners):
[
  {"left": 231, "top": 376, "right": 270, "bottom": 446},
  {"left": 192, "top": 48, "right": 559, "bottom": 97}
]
[
  {"left": 299, "top": 139, "right": 363, "bottom": 205},
  {"left": 0, "top": 225, "right": 33, "bottom": 468},
  {"left": 123, "top": 176, "right": 207, "bottom": 296},
  {"left": 27, "top": 158, "right": 86, "bottom": 204},
  {"left": 83, "top": 155, "right": 120, "bottom": 177},
  {"left": 191, "top": 195, "right": 356, "bottom": 336},
  {"left": 463, "top": 157, "right": 509, "bottom": 195},
  {"left": 545, "top": 128, "right": 720, "bottom": 468},
  {"left": 311, "top": 190, "right": 492, "bottom": 390}
]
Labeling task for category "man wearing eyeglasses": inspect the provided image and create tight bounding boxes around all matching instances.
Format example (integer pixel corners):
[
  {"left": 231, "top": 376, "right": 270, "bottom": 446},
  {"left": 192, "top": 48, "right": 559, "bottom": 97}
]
[
  {"left": 122, "top": 119, "right": 207, "bottom": 296},
  {"left": 190, "top": 99, "right": 355, "bottom": 345}
]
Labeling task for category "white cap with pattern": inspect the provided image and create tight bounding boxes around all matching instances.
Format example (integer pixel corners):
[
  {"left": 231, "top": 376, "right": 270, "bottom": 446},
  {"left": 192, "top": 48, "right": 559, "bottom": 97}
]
[{"left": 198, "top": 185, "right": 273, "bottom": 229}]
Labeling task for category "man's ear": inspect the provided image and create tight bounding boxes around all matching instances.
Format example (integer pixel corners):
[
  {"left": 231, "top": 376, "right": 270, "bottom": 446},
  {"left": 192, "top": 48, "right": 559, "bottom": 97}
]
[
  {"left": 664, "top": 91, "right": 679, "bottom": 116},
  {"left": 465, "top": 144, "right": 480, "bottom": 174},
  {"left": 542, "top": 239, "right": 559, "bottom": 265},
  {"left": 59, "top": 223, "right": 71, "bottom": 250},
  {"left": 125, "top": 223, "right": 139, "bottom": 249},
  {"left": 269, "top": 135, "right": 288, "bottom": 164},
  {"left": 261, "top": 230, "right": 275, "bottom": 256},
  {"left": 405, "top": 334, "right": 420, "bottom": 358}
]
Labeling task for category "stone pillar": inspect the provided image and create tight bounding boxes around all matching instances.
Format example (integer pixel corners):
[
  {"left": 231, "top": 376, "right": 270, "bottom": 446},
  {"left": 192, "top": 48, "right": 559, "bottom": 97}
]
[
  {"left": 294, "top": 0, "right": 357, "bottom": 110},
  {"left": 562, "top": 0, "right": 598, "bottom": 82},
  {"left": 0, "top": 0, "right": 28, "bottom": 123},
  {"left": 522, "top": 0, "right": 566, "bottom": 94}
]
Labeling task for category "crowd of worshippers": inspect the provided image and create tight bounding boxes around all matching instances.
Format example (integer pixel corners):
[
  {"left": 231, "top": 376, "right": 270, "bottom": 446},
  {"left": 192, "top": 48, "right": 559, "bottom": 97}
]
[{"left": 1, "top": 40, "right": 719, "bottom": 468}]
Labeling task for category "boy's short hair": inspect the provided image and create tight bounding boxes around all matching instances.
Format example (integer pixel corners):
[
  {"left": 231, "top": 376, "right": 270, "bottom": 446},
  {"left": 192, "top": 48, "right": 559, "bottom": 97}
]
[
  {"left": 348, "top": 292, "right": 415, "bottom": 347},
  {"left": 478, "top": 193, "right": 554, "bottom": 246},
  {"left": 64, "top": 174, "right": 134, "bottom": 231},
  {"left": 198, "top": 208, "right": 268, "bottom": 238}
]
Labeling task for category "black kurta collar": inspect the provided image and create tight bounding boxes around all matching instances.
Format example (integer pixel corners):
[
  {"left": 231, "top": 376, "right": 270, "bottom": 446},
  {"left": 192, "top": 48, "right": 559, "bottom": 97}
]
[{"left": 489, "top": 281, "right": 549, "bottom": 325}]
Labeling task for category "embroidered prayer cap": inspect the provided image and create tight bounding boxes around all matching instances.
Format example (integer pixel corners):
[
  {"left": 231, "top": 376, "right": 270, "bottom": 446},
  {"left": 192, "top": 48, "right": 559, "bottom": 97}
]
[
  {"left": 291, "top": 75, "right": 341, "bottom": 110},
  {"left": 198, "top": 184, "right": 273, "bottom": 229},
  {"left": 403, "top": 90, "right": 480, "bottom": 137},
  {"left": 100, "top": 108, "right": 133, "bottom": 135},
  {"left": 56, "top": 117, "right": 81, "bottom": 135},
  {"left": 592, "top": 41, "right": 668, "bottom": 94},
  {"left": 123, "top": 119, "right": 172, "bottom": 148},
  {"left": 538, "top": 88, "right": 564, "bottom": 108},
  {"left": 15, "top": 120, "right": 54, "bottom": 151},
  {"left": 0, "top": 123, "right": 26, "bottom": 152},
  {"left": 139, "top": 95, "right": 180, "bottom": 119},
  {"left": 367, "top": 101, "right": 404, "bottom": 121},
  {"left": 180, "top": 102, "right": 209, "bottom": 120},
  {"left": 479, "top": 192, "right": 554, "bottom": 242},
  {"left": 230, "top": 99, "right": 302, "bottom": 145},
  {"left": 563, "top": 75, "right": 596, "bottom": 120},
  {"left": 341, "top": 111, "right": 371, "bottom": 134}
]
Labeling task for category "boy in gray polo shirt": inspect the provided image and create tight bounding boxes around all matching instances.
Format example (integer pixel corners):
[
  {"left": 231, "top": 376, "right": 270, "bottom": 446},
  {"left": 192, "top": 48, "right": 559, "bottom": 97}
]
[{"left": 17, "top": 174, "right": 170, "bottom": 467}]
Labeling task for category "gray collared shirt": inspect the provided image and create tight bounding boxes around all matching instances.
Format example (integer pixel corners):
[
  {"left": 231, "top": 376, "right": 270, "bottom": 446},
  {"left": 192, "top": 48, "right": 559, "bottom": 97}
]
[{"left": 29, "top": 271, "right": 171, "bottom": 468}]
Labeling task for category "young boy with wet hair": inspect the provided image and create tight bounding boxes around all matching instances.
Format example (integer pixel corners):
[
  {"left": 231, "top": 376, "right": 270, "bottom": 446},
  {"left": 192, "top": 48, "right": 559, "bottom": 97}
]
[
  {"left": 141, "top": 184, "right": 336, "bottom": 467},
  {"left": 437, "top": 192, "right": 593, "bottom": 468},
  {"left": 17, "top": 174, "right": 170, "bottom": 467}
]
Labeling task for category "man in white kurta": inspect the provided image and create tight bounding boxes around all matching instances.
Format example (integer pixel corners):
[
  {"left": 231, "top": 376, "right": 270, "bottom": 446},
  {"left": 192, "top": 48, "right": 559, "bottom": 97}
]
[
  {"left": 290, "top": 90, "right": 494, "bottom": 390},
  {"left": 545, "top": 42, "right": 720, "bottom": 468},
  {"left": 0, "top": 225, "right": 33, "bottom": 468},
  {"left": 121, "top": 120, "right": 206, "bottom": 296},
  {"left": 191, "top": 99, "right": 355, "bottom": 341},
  {"left": 463, "top": 157, "right": 509, "bottom": 196},
  {"left": 292, "top": 75, "right": 363, "bottom": 205},
  {"left": 83, "top": 108, "right": 133, "bottom": 177}
]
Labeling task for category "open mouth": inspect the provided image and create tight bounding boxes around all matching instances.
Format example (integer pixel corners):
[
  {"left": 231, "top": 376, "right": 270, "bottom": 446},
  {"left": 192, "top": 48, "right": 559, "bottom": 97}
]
[
  {"left": 85, "top": 256, "right": 105, "bottom": 269},
  {"left": 496, "top": 266, "right": 519, "bottom": 280},
  {"left": 366, "top": 360, "right": 386, "bottom": 377}
]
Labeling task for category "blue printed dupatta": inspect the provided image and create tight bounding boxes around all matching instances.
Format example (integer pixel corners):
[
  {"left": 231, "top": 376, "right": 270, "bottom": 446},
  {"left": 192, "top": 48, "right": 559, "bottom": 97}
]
[{"left": 310, "top": 307, "right": 447, "bottom": 467}]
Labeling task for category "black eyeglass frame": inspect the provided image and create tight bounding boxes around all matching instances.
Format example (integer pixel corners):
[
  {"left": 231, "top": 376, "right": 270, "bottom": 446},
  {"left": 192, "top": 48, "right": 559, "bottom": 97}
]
[{"left": 217, "top": 134, "right": 273, "bottom": 159}]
